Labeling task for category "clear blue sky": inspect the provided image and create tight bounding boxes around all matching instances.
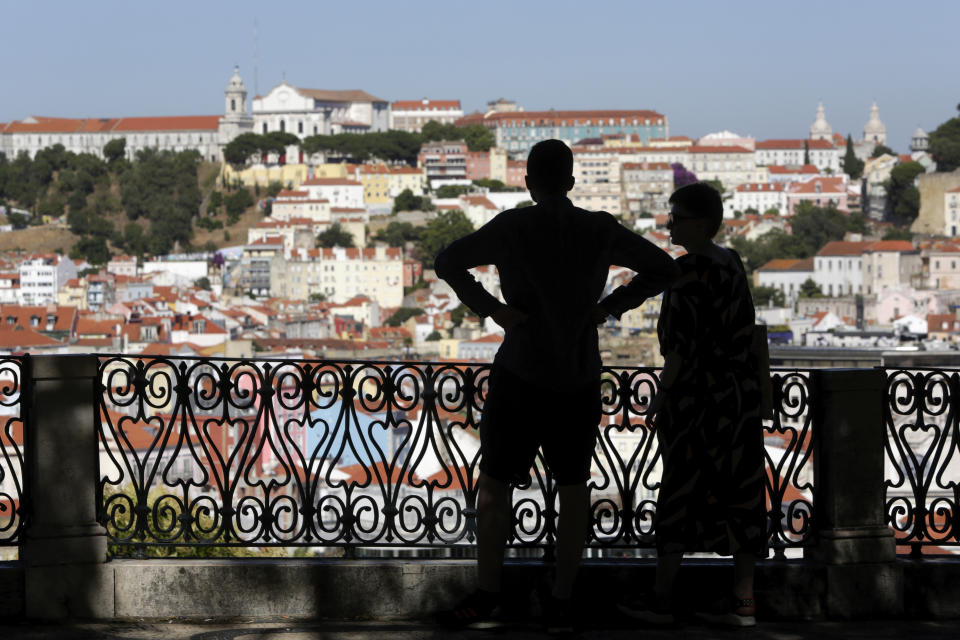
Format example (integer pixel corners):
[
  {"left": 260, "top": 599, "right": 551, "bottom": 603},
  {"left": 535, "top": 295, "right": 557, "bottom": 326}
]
[{"left": 2, "top": 0, "right": 957, "bottom": 151}]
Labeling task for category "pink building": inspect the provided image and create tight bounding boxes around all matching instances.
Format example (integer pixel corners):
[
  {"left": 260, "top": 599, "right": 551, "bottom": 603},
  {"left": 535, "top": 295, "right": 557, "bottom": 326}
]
[{"left": 786, "top": 177, "right": 848, "bottom": 215}]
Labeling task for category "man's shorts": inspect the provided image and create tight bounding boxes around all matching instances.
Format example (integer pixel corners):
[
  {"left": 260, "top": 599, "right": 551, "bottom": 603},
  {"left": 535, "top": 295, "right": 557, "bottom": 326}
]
[{"left": 478, "top": 365, "right": 601, "bottom": 486}]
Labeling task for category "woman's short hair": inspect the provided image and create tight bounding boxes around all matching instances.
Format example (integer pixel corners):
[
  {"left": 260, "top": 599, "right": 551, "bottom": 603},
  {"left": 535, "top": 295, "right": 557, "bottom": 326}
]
[
  {"left": 527, "top": 139, "right": 574, "bottom": 192},
  {"left": 669, "top": 182, "right": 724, "bottom": 237}
]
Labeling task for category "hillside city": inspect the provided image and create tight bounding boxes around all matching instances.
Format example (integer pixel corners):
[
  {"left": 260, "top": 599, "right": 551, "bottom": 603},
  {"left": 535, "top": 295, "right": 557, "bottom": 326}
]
[{"left": 1, "top": 67, "right": 960, "bottom": 366}]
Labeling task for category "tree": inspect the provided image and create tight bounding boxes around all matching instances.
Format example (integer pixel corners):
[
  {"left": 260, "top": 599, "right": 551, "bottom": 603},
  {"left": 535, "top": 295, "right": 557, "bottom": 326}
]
[
  {"left": 751, "top": 284, "right": 786, "bottom": 308},
  {"left": 436, "top": 184, "right": 471, "bottom": 198},
  {"left": 886, "top": 161, "right": 924, "bottom": 224},
  {"left": 671, "top": 163, "right": 697, "bottom": 188},
  {"left": 393, "top": 188, "right": 433, "bottom": 213},
  {"left": 266, "top": 181, "right": 285, "bottom": 198},
  {"left": 69, "top": 235, "right": 110, "bottom": 265},
  {"left": 462, "top": 125, "right": 495, "bottom": 152},
  {"left": 223, "top": 133, "right": 263, "bottom": 166},
  {"left": 225, "top": 188, "right": 254, "bottom": 223},
  {"left": 6, "top": 210, "right": 28, "bottom": 229},
  {"left": 803, "top": 140, "right": 810, "bottom": 165},
  {"left": 450, "top": 303, "right": 469, "bottom": 327},
  {"left": 103, "top": 138, "right": 127, "bottom": 165},
  {"left": 882, "top": 227, "right": 914, "bottom": 241},
  {"left": 425, "top": 330, "right": 443, "bottom": 341},
  {"left": 728, "top": 229, "right": 806, "bottom": 273},
  {"left": 798, "top": 278, "right": 824, "bottom": 298},
  {"left": 194, "top": 276, "right": 211, "bottom": 291},
  {"left": 871, "top": 144, "right": 896, "bottom": 158},
  {"left": 385, "top": 307, "right": 424, "bottom": 327},
  {"left": 843, "top": 134, "right": 864, "bottom": 180},
  {"left": 417, "top": 209, "right": 475, "bottom": 265},
  {"left": 207, "top": 190, "right": 223, "bottom": 214},
  {"left": 315, "top": 222, "right": 356, "bottom": 248},
  {"left": 928, "top": 107, "right": 960, "bottom": 172},
  {"left": 373, "top": 221, "right": 422, "bottom": 246}
]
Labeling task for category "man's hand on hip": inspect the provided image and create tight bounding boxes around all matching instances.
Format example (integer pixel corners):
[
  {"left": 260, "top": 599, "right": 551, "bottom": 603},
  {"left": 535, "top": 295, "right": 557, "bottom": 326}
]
[{"left": 490, "top": 305, "right": 528, "bottom": 331}]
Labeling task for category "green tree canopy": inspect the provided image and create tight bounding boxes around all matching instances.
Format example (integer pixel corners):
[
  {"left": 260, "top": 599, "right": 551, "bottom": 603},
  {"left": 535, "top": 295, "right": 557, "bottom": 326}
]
[
  {"left": 750, "top": 284, "right": 786, "bottom": 308},
  {"left": 372, "top": 221, "right": 422, "bottom": 246},
  {"left": 103, "top": 138, "right": 127, "bottom": 165},
  {"left": 882, "top": 226, "right": 914, "bottom": 241},
  {"left": 417, "top": 209, "right": 475, "bottom": 265},
  {"left": 843, "top": 134, "right": 864, "bottom": 180},
  {"left": 886, "top": 161, "right": 924, "bottom": 224},
  {"left": 871, "top": 143, "right": 896, "bottom": 158},
  {"left": 393, "top": 188, "right": 433, "bottom": 213},
  {"left": 223, "top": 133, "right": 264, "bottom": 166},
  {"left": 928, "top": 107, "right": 960, "bottom": 172},
  {"left": 315, "top": 222, "right": 356, "bottom": 248},
  {"left": 435, "top": 184, "right": 471, "bottom": 198},
  {"left": 385, "top": 307, "right": 425, "bottom": 327},
  {"left": 798, "top": 278, "right": 824, "bottom": 298}
]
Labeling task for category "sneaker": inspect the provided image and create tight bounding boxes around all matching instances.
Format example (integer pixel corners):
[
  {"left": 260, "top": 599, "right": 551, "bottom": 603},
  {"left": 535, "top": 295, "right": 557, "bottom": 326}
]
[
  {"left": 696, "top": 595, "right": 756, "bottom": 628},
  {"left": 542, "top": 595, "right": 574, "bottom": 635},
  {"left": 616, "top": 592, "right": 675, "bottom": 625},
  {"left": 436, "top": 589, "right": 503, "bottom": 630}
]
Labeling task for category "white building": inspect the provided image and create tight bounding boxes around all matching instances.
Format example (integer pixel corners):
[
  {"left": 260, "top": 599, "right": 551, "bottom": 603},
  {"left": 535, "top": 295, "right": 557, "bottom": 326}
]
[
  {"left": 390, "top": 99, "right": 463, "bottom": 132},
  {"left": 755, "top": 139, "right": 840, "bottom": 173},
  {"left": 301, "top": 177, "right": 365, "bottom": 210},
  {"left": 18, "top": 255, "right": 77, "bottom": 306},
  {"left": 252, "top": 81, "right": 389, "bottom": 137},
  {"left": 1, "top": 68, "right": 251, "bottom": 162},
  {"left": 814, "top": 241, "right": 867, "bottom": 297},
  {"left": 729, "top": 183, "right": 787, "bottom": 216},
  {"left": 284, "top": 246, "right": 404, "bottom": 307},
  {"left": 945, "top": 187, "right": 960, "bottom": 237},
  {"left": 686, "top": 145, "right": 762, "bottom": 189}
]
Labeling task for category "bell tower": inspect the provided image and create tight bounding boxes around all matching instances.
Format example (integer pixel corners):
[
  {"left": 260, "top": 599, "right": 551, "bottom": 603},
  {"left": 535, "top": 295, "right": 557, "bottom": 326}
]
[{"left": 225, "top": 65, "right": 247, "bottom": 118}]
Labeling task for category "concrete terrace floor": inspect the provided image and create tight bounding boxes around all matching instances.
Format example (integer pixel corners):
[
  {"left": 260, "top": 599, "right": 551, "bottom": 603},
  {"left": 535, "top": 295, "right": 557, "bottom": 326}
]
[{"left": 0, "top": 620, "right": 958, "bottom": 640}]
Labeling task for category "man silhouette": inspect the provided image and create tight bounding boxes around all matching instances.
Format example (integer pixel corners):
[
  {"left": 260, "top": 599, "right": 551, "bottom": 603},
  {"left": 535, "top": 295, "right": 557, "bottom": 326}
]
[{"left": 434, "top": 139, "right": 678, "bottom": 633}]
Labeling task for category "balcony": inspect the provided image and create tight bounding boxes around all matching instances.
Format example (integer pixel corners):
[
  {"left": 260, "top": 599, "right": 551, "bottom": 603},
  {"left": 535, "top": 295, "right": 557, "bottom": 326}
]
[{"left": 0, "top": 354, "right": 958, "bottom": 623}]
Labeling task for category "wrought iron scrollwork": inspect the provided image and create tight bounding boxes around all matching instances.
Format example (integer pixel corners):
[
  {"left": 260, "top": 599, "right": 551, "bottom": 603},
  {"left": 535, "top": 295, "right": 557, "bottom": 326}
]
[
  {"left": 883, "top": 368, "right": 960, "bottom": 555},
  {"left": 96, "top": 355, "right": 814, "bottom": 554},
  {"left": 0, "top": 355, "right": 29, "bottom": 546}
]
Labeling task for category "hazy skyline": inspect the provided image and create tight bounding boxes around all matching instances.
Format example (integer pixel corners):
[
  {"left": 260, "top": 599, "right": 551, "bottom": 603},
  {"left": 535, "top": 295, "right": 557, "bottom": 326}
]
[{"left": 2, "top": 0, "right": 957, "bottom": 151}]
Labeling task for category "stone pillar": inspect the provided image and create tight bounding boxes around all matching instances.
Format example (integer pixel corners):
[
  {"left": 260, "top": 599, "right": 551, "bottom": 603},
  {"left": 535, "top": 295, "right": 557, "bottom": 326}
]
[
  {"left": 21, "top": 354, "right": 114, "bottom": 618},
  {"left": 810, "top": 369, "right": 902, "bottom": 618}
]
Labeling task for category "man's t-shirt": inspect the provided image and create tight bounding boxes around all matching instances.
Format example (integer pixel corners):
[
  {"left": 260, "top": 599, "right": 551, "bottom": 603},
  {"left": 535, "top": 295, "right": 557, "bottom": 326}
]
[{"left": 434, "top": 197, "right": 679, "bottom": 388}]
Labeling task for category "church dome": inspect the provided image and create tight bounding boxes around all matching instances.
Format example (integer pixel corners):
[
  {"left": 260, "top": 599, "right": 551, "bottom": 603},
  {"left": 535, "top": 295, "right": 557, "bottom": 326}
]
[
  {"left": 809, "top": 102, "right": 832, "bottom": 140},
  {"left": 913, "top": 127, "right": 928, "bottom": 139},
  {"left": 863, "top": 101, "right": 886, "bottom": 143}
]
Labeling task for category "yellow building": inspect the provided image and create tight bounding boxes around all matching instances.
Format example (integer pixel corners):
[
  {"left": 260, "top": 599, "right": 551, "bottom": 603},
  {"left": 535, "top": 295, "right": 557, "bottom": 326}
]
[
  {"left": 221, "top": 163, "right": 309, "bottom": 188},
  {"left": 359, "top": 165, "right": 392, "bottom": 204}
]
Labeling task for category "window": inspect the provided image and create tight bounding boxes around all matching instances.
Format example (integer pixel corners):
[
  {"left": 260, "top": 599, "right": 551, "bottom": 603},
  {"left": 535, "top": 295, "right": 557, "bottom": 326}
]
[{"left": 262, "top": 123, "right": 268, "bottom": 133}]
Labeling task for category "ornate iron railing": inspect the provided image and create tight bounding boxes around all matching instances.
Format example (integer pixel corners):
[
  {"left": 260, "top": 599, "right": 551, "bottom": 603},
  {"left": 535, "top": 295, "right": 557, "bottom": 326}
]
[
  {"left": 883, "top": 368, "right": 960, "bottom": 555},
  {"left": 96, "top": 355, "right": 814, "bottom": 555},
  {"left": 0, "top": 355, "right": 29, "bottom": 546}
]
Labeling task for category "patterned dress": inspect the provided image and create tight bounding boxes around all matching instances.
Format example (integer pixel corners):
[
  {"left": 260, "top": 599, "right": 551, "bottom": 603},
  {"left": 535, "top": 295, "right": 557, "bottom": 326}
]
[{"left": 653, "top": 248, "right": 767, "bottom": 556}]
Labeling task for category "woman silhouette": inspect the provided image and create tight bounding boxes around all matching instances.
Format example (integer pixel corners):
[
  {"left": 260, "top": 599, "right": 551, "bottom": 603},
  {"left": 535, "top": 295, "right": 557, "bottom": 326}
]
[{"left": 620, "top": 182, "right": 767, "bottom": 627}]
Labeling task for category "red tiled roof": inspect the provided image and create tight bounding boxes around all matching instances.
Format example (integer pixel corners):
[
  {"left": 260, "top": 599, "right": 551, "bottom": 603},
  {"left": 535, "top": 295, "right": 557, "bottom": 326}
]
[
  {"left": 295, "top": 88, "right": 386, "bottom": 103},
  {"left": 768, "top": 164, "right": 820, "bottom": 174},
  {"left": 0, "top": 305, "right": 77, "bottom": 333},
  {"left": 789, "top": 177, "right": 846, "bottom": 194},
  {"left": 302, "top": 177, "right": 363, "bottom": 187},
  {"left": 112, "top": 116, "right": 220, "bottom": 131},
  {"left": 0, "top": 326, "right": 61, "bottom": 347},
  {"left": 758, "top": 258, "right": 814, "bottom": 272}
]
